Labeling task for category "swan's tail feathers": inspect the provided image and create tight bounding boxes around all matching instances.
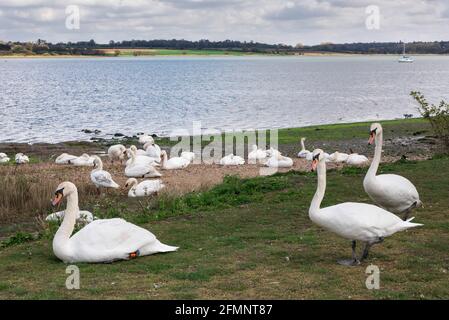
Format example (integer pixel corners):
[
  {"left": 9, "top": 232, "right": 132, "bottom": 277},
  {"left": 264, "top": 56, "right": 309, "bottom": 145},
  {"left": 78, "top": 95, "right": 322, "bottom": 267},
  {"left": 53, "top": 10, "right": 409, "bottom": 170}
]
[
  {"left": 111, "top": 181, "right": 120, "bottom": 189},
  {"left": 399, "top": 219, "right": 423, "bottom": 232},
  {"left": 156, "top": 241, "right": 179, "bottom": 253}
]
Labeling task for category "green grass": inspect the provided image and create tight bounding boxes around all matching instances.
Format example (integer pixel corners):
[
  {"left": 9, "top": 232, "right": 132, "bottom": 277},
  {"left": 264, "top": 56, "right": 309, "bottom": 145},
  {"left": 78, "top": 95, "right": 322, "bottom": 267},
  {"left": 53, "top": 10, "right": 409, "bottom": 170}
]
[{"left": 0, "top": 155, "right": 448, "bottom": 299}]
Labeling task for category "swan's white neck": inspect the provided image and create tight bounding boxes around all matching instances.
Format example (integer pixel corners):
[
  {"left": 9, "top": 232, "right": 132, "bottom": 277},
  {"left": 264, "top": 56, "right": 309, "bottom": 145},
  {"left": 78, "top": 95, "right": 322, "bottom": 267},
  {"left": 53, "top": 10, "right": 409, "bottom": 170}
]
[
  {"left": 309, "top": 160, "right": 326, "bottom": 220},
  {"left": 300, "top": 139, "right": 306, "bottom": 151},
  {"left": 53, "top": 191, "right": 79, "bottom": 260},
  {"left": 161, "top": 152, "right": 167, "bottom": 169},
  {"left": 366, "top": 131, "right": 383, "bottom": 180},
  {"left": 94, "top": 159, "right": 103, "bottom": 171}
]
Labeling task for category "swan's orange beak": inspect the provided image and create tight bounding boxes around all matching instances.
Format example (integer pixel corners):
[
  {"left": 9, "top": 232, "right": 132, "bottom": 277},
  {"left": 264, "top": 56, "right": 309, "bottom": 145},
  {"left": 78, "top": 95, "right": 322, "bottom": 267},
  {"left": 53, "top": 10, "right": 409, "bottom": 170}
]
[
  {"left": 51, "top": 194, "right": 63, "bottom": 207},
  {"left": 368, "top": 132, "right": 375, "bottom": 145},
  {"left": 311, "top": 159, "right": 318, "bottom": 172}
]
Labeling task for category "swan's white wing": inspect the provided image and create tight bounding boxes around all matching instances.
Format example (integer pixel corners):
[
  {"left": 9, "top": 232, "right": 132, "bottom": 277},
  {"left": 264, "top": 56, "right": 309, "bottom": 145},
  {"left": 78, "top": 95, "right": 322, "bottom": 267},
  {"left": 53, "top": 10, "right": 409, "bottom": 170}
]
[
  {"left": 69, "top": 218, "right": 158, "bottom": 262},
  {"left": 316, "top": 202, "right": 416, "bottom": 242},
  {"left": 91, "top": 170, "right": 118, "bottom": 188}
]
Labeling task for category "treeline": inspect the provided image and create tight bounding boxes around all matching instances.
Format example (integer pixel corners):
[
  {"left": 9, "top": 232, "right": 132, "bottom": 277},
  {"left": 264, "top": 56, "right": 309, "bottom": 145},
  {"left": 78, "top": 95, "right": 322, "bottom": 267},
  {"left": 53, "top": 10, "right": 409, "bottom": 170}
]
[{"left": 1, "top": 39, "right": 449, "bottom": 56}]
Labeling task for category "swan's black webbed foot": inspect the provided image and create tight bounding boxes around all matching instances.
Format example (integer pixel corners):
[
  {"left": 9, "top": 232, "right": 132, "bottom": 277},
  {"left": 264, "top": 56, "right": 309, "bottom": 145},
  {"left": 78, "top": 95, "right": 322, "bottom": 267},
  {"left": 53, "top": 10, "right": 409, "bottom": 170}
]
[
  {"left": 338, "top": 259, "right": 361, "bottom": 266},
  {"left": 338, "top": 240, "right": 360, "bottom": 266}
]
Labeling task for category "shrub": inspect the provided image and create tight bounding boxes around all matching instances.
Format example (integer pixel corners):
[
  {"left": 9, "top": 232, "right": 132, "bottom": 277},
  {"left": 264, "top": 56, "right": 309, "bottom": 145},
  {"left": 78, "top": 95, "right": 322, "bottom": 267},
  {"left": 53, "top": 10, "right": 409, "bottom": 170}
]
[{"left": 411, "top": 91, "right": 449, "bottom": 146}]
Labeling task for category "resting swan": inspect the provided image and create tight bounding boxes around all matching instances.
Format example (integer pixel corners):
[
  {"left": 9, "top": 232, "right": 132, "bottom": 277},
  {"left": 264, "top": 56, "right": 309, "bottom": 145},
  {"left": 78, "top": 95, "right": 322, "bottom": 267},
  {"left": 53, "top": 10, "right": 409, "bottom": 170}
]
[
  {"left": 309, "top": 149, "right": 422, "bottom": 266},
  {"left": 69, "top": 154, "right": 94, "bottom": 166},
  {"left": 248, "top": 145, "right": 267, "bottom": 162},
  {"left": 55, "top": 153, "right": 78, "bottom": 164},
  {"left": 90, "top": 156, "right": 120, "bottom": 193},
  {"left": 0, "top": 153, "right": 10, "bottom": 163},
  {"left": 15, "top": 153, "right": 29, "bottom": 164},
  {"left": 297, "top": 138, "right": 312, "bottom": 159},
  {"left": 328, "top": 151, "right": 349, "bottom": 163},
  {"left": 51, "top": 181, "right": 178, "bottom": 263},
  {"left": 46, "top": 210, "right": 94, "bottom": 224},
  {"left": 181, "top": 151, "right": 195, "bottom": 162},
  {"left": 219, "top": 154, "right": 245, "bottom": 166},
  {"left": 161, "top": 150, "right": 190, "bottom": 169},
  {"left": 145, "top": 143, "right": 162, "bottom": 162},
  {"left": 265, "top": 154, "right": 293, "bottom": 168},
  {"left": 125, "top": 151, "right": 162, "bottom": 178},
  {"left": 363, "top": 123, "right": 422, "bottom": 220},
  {"left": 138, "top": 134, "right": 154, "bottom": 145},
  {"left": 125, "top": 178, "right": 165, "bottom": 197},
  {"left": 345, "top": 149, "right": 369, "bottom": 166},
  {"left": 126, "top": 148, "right": 159, "bottom": 167}
]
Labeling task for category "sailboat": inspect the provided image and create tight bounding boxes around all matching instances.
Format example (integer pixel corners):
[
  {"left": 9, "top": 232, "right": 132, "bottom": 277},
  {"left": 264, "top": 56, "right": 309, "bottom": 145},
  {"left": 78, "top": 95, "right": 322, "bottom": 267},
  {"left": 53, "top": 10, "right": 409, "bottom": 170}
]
[{"left": 398, "top": 42, "right": 414, "bottom": 63}]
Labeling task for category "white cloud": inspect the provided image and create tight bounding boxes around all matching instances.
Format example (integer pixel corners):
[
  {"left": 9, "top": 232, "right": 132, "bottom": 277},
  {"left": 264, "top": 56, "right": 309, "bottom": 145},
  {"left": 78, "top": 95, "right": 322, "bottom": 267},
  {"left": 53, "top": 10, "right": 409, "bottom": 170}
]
[{"left": 0, "top": 0, "right": 448, "bottom": 44}]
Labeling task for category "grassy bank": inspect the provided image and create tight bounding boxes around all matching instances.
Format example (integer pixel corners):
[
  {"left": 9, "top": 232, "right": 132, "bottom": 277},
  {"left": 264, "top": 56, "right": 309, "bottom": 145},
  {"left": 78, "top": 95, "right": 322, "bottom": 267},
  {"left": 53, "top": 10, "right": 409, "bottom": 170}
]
[{"left": 0, "top": 155, "right": 447, "bottom": 299}]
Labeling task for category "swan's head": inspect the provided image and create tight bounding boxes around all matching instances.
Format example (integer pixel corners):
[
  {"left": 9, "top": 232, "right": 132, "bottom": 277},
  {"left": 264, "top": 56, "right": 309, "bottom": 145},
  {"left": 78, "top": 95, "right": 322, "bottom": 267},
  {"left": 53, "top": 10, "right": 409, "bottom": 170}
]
[
  {"left": 92, "top": 155, "right": 102, "bottom": 168},
  {"left": 369, "top": 123, "right": 382, "bottom": 145},
  {"left": 130, "top": 145, "right": 138, "bottom": 152},
  {"left": 124, "top": 178, "right": 138, "bottom": 188},
  {"left": 251, "top": 145, "right": 258, "bottom": 151},
  {"left": 301, "top": 137, "right": 306, "bottom": 142},
  {"left": 311, "top": 149, "right": 325, "bottom": 172},
  {"left": 51, "top": 181, "right": 76, "bottom": 206}
]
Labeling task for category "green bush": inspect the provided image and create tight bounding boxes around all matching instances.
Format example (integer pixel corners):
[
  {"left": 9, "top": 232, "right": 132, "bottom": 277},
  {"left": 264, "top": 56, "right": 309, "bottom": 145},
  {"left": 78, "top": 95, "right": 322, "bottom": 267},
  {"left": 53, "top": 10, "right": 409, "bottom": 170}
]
[{"left": 411, "top": 91, "right": 449, "bottom": 146}]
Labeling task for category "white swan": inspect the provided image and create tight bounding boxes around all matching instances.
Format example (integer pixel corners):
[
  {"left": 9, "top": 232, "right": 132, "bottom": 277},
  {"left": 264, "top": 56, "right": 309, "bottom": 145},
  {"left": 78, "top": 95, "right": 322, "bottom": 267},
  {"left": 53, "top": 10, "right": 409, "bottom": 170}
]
[
  {"left": 265, "top": 154, "right": 293, "bottom": 168},
  {"left": 309, "top": 149, "right": 422, "bottom": 266},
  {"left": 125, "top": 148, "right": 159, "bottom": 167},
  {"left": 161, "top": 150, "right": 190, "bottom": 169},
  {"left": 219, "top": 154, "right": 245, "bottom": 166},
  {"left": 46, "top": 210, "right": 94, "bottom": 224},
  {"left": 138, "top": 134, "right": 154, "bottom": 145},
  {"left": 364, "top": 123, "right": 422, "bottom": 220},
  {"left": 181, "top": 151, "right": 195, "bottom": 162},
  {"left": 55, "top": 153, "right": 78, "bottom": 165},
  {"left": 145, "top": 143, "right": 162, "bottom": 161},
  {"left": 0, "top": 153, "right": 10, "bottom": 164},
  {"left": 248, "top": 145, "right": 268, "bottom": 161},
  {"left": 69, "top": 154, "right": 95, "bottom": 166},
  {"left": 130, "top": 145, "right": 147, "bottom": 156},
  {"left": 346, "top": 149, "right": 369, "bottom": 166},
  {"left": 297, "top": 138, "right": 312, "bottom": 159},
  {"left": 15, "top": 153, "right": 29, "bottom": 164},
  {"left": 328, "top": 151, "right": 349, "bottom": 163},
  {"left": 125, "top": 178, "right": 165, "bottom": 197},
  {"left": 125, "top": 151, "right": 162, "bottom": 178},
  {"left": 90, "top": 156, "right": 120, "bottom": 193},
  {"left": 266, "top": 147, "right": 281, "bottom": 158},
  {"left": 107, "top": 144, "right": 126, "bottom": 164},
  {"left": 51, "top": 181, "right": 178, "bottom": 263}
]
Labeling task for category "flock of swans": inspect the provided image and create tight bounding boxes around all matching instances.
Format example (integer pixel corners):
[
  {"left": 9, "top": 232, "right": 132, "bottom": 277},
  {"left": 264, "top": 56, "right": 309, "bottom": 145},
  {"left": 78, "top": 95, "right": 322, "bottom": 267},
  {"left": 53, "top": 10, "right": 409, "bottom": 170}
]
[{"left": 2, "top": 123, "right": 423, "bottom": 265}]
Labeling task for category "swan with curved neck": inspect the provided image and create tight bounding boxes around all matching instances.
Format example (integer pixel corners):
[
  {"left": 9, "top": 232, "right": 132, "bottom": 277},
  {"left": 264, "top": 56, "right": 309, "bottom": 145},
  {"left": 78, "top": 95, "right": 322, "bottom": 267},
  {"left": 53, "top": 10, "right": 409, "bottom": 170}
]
[
  {"left": 297, "top": 137, "right": 312, "bottom": 159},
  {"left": 51, "top": 182, "right": 178, "bottom": 263},
  {"left": 108, "top": 144, "right": 126, "bottom": 164},
  {"left": 363, "top": 123, "right": 422, "bottom": 220},
  {"left": 90, "top": 156, "right": 119, "bottom": 194},
  {"left": 125, "top": 149, "right": 162, "bottom": 178},
  {"left": 125, "top": 178, "right": 165, "bottom": 197},
  {"left": 309, "top": 149, "right": 422, "bottom": 266},
  {"left": 160, "top": 150, "right": 190, "bottom": 169}
]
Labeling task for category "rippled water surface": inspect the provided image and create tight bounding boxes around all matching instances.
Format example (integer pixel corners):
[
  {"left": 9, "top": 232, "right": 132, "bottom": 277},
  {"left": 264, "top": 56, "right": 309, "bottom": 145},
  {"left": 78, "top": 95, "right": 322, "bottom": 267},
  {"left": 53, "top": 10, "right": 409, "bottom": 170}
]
[{"left": 1, "top": 56, "right": 449, "bottom": 143}]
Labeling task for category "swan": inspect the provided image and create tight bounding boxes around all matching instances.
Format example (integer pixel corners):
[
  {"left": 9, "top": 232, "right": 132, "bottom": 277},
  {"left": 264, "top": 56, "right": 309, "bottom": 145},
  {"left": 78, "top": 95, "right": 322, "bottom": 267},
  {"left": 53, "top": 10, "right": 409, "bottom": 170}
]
[
  {"left": 125, "top": 178, "right": 165, "bottom": 197},
  {"left": 363, "top": 123, "right": 422, "bottom": 220},
  {"left": 309, "top": 149, "right": 422, "bottom": 266},
  {"left": 15, "top": 153, "right": 29, "bottom": 164},
  {"left": 266, "top": 148, "right": 281, "bottom": 158},
  {"left": 125, "top": 148, "right": 159, "bottom": 167},
  {"left": 51, "top": 181, "right": 178, "bottom": 263},
  {"left": 161, "top": 150, "right": 190, "bottom": 169},
  {"left": 46, "top": 210, "right": 94, "bottom": 224},
  {"left": 69, "top": 154, "right": 95, "bottom": 166},
  {"left": 297, "top": 138, "right": 312, "bottom": 159},
  {"left": 90, "top": 156, "right": 120, "bottom": 193},
  {"left": 145, "top": 143, "right": 162, "bottom": 161},
  {"left": 346, "top": 149, "right": 369, "bottom": 166},
  {"left": 248, "top": 145, "right": 268, "bottom": 161},
  {"left": 130, "top": 145, "right": 147, "bottom": 156},
  {"left": 265, "top": 154, "right": 293, "bottom": 168},
  {"left": 55, "top": 153, "right": 78, "bottom": 165},
  {"left": 0, "top": 153, "right": 10, "bottom": 164},
  {"left": 328, "top": 151, "right": 349, "bottom": 163},
  {"left": 107, "top": 144, "right": 126, "bottom": 164},
  {"left": 138, "top": 134, "right": 154, "bottom": 145},
  {"left": 219, "top": 154, "right": 245, "bottom": 166},
  {"left": 181, "top": 151, "right": 195, "bottom": 162},
  {"left": 125, "top": 152, "right": 162, "bottom": 178}
]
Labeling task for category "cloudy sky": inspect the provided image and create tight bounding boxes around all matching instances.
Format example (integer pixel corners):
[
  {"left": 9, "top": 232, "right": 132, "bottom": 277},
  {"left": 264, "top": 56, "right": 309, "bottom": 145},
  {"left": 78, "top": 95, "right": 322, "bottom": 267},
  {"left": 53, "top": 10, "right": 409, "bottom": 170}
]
[{"left": 0, "top": 0, "right": 448, "bottom": 45}]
